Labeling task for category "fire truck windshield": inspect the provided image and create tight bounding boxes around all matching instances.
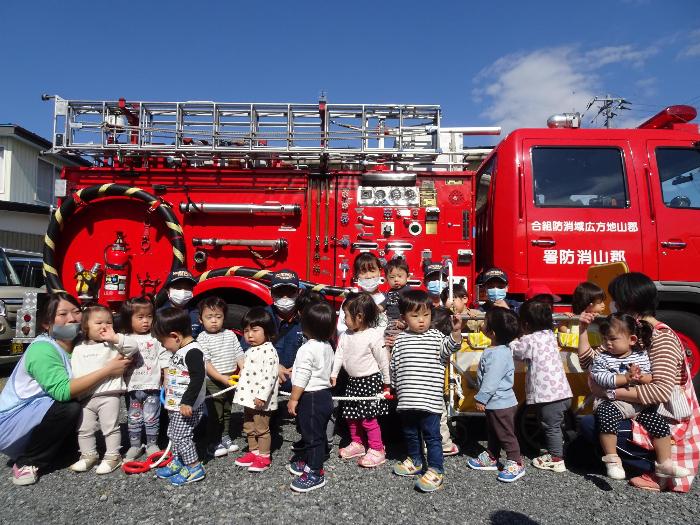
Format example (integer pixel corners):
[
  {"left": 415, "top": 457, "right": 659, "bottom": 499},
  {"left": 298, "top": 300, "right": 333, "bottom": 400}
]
[{"left": 656, "top": 147, "right": 700, "bottom": 209}]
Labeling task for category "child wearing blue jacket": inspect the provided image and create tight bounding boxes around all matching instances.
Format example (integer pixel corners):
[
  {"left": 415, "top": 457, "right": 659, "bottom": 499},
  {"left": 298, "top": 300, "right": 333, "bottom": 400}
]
[{"left": 467, "top": 307, "right": 525, "bottom": 483}]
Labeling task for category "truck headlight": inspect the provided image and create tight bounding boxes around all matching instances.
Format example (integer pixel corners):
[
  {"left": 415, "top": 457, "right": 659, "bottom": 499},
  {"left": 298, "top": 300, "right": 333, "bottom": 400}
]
[{"left": 0, "top": 300, "right": 6, "bottom": 317}]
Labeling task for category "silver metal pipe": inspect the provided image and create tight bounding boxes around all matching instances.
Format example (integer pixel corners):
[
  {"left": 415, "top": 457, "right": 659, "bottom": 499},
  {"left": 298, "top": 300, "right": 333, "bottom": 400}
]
[
  {"left": 192, "top": 238, "right": 287, "bottom": 248},
  {"left": 180, "top": 202, "right": 300, "bottom": 215}
]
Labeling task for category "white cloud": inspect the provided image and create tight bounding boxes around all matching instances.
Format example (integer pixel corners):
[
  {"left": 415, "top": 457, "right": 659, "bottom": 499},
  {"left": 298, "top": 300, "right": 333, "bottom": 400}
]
[
  {"left": 473, "top": 44, "right": 658, "bottom": 132},
  {"left": 678, "top": 29, "right": 700, "bottom": 59}
]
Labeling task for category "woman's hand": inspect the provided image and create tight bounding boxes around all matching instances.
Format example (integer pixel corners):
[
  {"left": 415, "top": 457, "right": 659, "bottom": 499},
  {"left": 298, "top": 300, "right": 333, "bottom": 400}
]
[
  {"left": 179, "top": 403, "right": 193, "bottom": 417},
  {"left": 588, "top": 381, "right": 608, "bottom": 399},
  {"left": 105, "top": 354, "right": 131, "bottom": 377},
  {"left": 287, "top": 399, "right": 298, "bottom": 416},
  {"left": 578, "top": 312, "right": 597, "bottom": 332},
  {"left": 278, "top": 365, "right": 292, "bottom": 385}
]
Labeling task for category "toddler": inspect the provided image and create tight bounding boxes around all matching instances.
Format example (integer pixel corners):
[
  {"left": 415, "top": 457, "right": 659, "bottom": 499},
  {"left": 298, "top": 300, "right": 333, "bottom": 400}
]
[
  {"left": 560, "top": 281, "right": 606, "bottom": 338},
  {"left": 510, "top": 299, "right": 572, "bottom": 473},
  {"left": 69, "top": 305, "right": 138, "bottom": 474},
  {"left": 153, "top": 307, "right": 207, "bottom": 485},
  {"left": 467, "top": 307, "right": 525, "bottom": 483},
  {"left": 337, "top": 253, "right": 387, "bottom": 335},
  {"left": 234, "top": 307, "right": 279, "bottom": 473},
  {"left": 390, "top": 290, "right": 462, "bottom": 492},
  {"left": 122, "top": 297, "right": 170, "bottom": 460},
  {"left": 331, "top": 292, "right": 390, "bottom": 468},
  {"left": 197, "top": 296, "right": 245, "bottom": 458},
  {"left": 287, "top": 301, "right": 336, "bottom": 492},
  {"left": 383, "top": 257, "right": 411, "bottom": 331},
  {"left": 589, "top": 313, "right": 690, "bottom": 480}
]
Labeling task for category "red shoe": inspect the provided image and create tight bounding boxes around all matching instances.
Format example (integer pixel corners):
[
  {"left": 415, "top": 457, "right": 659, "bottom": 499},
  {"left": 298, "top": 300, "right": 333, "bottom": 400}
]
[
  {"left": 248, "top": 454, "right": 271, "bottom": 473},
  {"left": 234, "top": 452, "right": 258, "bottom": 467},
  {"left": 629, "top": 473, "right": 661, "bottom": 492}
]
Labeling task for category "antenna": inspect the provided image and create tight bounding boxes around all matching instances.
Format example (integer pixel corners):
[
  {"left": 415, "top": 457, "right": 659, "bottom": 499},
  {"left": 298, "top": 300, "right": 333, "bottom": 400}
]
[{"left": 584, "top": 95, "right": 631, "bottom": 128}]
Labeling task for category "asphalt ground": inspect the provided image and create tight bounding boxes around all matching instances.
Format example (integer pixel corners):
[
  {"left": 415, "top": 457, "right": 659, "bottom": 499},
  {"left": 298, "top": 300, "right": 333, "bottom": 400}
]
[{"left": 1, "top": 396, "right": 698, "bottom": 525}]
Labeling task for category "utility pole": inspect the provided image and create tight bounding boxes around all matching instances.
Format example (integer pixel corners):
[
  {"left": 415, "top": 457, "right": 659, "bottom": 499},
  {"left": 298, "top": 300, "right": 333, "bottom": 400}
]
[{"left": 584, "top": 95, "right": 631, "bottom": 128}]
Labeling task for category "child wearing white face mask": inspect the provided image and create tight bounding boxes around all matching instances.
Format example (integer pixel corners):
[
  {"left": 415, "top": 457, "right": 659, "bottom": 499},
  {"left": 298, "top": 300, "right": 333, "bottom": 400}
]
[
  {"left": 158, "top": 270, "right": 202, "bottom": 338},
  {"left": 337, "top": 253, "right": 387, "bottom": 336}
]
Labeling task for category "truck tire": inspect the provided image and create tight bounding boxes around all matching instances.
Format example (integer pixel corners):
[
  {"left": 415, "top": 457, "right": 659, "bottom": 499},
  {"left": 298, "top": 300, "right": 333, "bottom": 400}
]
[
  {"left": 656, "top": 310, "right": 700, "bottom": 398},
  {"left": 225, "top": 304, "right": 251, "bottom": 332}
]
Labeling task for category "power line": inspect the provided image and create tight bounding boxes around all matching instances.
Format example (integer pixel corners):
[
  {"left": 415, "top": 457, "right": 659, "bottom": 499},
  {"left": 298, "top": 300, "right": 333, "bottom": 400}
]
[{"left": 583, "top": 95, "right": 632, "bottom": 128}]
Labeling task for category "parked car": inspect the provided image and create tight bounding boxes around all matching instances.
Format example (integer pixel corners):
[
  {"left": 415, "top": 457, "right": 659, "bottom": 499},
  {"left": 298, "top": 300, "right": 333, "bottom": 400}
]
[
  {"left": 0, "top": 247, "right": 43, "bottom": 363},
  {"left": 6, "top": 249, "right": 45, "bottom": 289}
]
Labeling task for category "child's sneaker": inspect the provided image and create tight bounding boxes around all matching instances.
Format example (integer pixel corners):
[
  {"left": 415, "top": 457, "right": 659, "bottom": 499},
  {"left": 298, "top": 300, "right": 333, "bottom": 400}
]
[
  {"left": 602, "top": 454, "right": 626, "bottom": 480},
  {"left": 169, "top": 463, "right": 206, "bottom": 486},
  {"left": 125, "top": 446, "right": 143, "bottom": 461},
  {"left": 145, "top": 443, "right": 161, "bottom": 457},
  {"left": 358, "top": 448, "right": 386, "bottom": 468},
  {"left": 531, "top": 453, "right": 566, "bottom": 473},
  {"left": 339, "top": 441, "right": 365, "bottom": 459},
  {"left": 222, "top": 436, "right": 240, "bottom": 453},
  {"left": 655, "top": 460, "right": 691, "bottom": 478},
  {"left": 11, "top": 464, "right": 38, "bottom": 486},
  {"left": 443, "top": 443, "right": 460, "bottom": 456},
  {"left": 155, "top": 457, "right": 183, "bottom": 478},
  {"left": 467, "top": 451, "right": 499, "bottom": 471},
  {"left": 69, "top": 454, "right": 99, "bottom": 473},
  {"left": 393, "top": 457, "right": 423, "bottom": 476},
  {"left": 415, "top": 468, "right": 444, "bottom": 492},
  {"left": 287, "top": 460, "right": 306, "bottom": 476},
  {"left": 497, "top": 460, "right": 526, "bottom": 483},
  {"left": 248, "top": 454, "right": 271, "bottom": 472},
  {"left": 95, "top": 455, "right": 122, "bottom": 475},
  {"left": 234, "top": 451, "right": 258, "bottom": 467},
  {"left": 209, "top": 443, "right": 229, "bottom": 458},
  {"left": 290, "top": 470, "right": 326, "bottom": 492}
]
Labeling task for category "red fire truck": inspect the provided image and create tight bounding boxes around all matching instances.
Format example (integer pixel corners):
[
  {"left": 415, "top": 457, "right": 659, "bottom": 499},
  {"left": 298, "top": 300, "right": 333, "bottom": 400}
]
[{"left": 19, "top": 96, "right": 700, "bottom": 390}]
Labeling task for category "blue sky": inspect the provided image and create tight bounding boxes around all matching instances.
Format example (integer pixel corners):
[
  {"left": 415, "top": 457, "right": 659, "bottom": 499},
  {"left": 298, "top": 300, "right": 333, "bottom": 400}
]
[{"left": 3, "top": 0, "right": 700, "bottom": 143}]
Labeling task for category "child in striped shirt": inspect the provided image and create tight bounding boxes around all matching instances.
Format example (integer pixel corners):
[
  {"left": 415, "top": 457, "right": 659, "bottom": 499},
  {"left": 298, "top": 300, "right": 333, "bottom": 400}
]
[
  {"left": 197, "top": 296, "right": 245, "bottom": 458},
  {"left": 390, "top": 290, "right": 462, "bottom": 493}
]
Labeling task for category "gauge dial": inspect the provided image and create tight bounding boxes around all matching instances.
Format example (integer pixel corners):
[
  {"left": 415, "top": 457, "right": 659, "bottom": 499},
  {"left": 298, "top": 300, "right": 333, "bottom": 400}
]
[
  {"left": 374, "top": 189, "right": 386, "bottom": 200},
  {"left": 405, "top": 188, "right": 417, "bottom": 200},
  {"left": 389, "top": 188, "right": 402, "bottom": 201}
]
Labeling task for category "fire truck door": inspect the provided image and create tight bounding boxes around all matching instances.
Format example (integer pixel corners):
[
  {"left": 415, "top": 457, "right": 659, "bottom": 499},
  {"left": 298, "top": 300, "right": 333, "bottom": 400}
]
[
  {"left": 646, "top": 141, "right": 700, "bottom": 281},
  {"left": 523, "top": 140, "right": 644, "bottom": 291}
]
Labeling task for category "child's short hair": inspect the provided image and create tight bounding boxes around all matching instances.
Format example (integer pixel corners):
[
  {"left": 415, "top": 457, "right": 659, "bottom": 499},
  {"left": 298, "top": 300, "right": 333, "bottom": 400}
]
[
  {"left": 518, "top": 299, "right": 552, "bottom": 333},
  {"left": 384, "top": 257, "right": 409, "bottom": 276},
  {"left": 572, "top": 281, "right": 606, "bottom": 315},
  {"left": 80, "top": 304, "right": 112, "bottom": 339},
  {"left": 119, "top": 296, "right": 154, "bottom": 334},
  {"left": 440, "top": 283, "right": 467, "bottom": 305},
  {"left": 431, "top": 306, "right": 453, "bottom": 336},
  {"left": 399, "top": 289, "right": 433, "bottom": 315},
  {"left": 295, "top": 288, "right": 325, "bottom": 314},
  {"left": 241, "top": 307, "right": 276, "bottom": 341},
  {"left": 152, "top": 307, "right": 192, "bottom": 339},
  {"left": 301, "top": 301, "right": 336, "bottom": 342},
  {"left": 353, "top": 252, "right": 382, "bottom": 276},
  {"left": 484, "top": 307, "right": 519, "bottom": 345},
  {"left": 343, "top": 291, "right": 379, "bottom": 328},
  {"left": 198, "top": 295, "right": 228, "bottom": 317},
  {"left": 598, "top": 312, "right": 653, "bottom": 352}
]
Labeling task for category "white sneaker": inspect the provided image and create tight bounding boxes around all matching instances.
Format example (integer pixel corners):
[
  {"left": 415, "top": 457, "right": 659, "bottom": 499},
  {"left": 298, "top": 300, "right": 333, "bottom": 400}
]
[
  {"left": 69, "top": 454, "right": 99, "bottom": 472},
  {"left": 213, "top": 444, "right": 229, "bottom": 458},
  {"left": 125, "top": 446, "right": 143, "bottom": 461},
  {"left": 222, "top": 437, "right": 240, "bottom": 453},
  {"left": 12, "top": 464, "right": 39, "bottom": 486},
  {"left": 95, "top": 455, "right": 122, "bottom": 475},
  {"left": 602, "top": 454, "right": 626, "bottom": 480}
]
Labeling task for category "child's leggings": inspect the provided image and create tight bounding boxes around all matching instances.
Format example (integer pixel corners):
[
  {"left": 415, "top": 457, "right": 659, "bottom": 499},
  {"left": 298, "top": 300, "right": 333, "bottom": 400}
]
[
  {"left": 78, "top": 395, "right": 121, "bottom": 458},
  {"left": 347, "top": 418, "right": 383, "bottom": 451}
]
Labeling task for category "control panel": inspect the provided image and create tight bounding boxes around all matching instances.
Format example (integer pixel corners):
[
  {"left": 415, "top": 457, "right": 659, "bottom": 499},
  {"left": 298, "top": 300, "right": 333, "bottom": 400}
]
[{"left": 357, "top": 186, "right": 420, "bottom": 207}]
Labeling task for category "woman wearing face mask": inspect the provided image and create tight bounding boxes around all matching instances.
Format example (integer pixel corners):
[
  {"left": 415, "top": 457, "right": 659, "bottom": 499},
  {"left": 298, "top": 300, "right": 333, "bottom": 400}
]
[
  {"left": 337, "top": 253, "right": 388, "bottom": 336},
  {"left": 0, "top": 292, "right": 131, "bottom": 486},
  {"left": 158, "top": 270, "right": 202, "bottom": 338},
  {"left": 423, "top": 262, "right": 448, "bottom": 306}
]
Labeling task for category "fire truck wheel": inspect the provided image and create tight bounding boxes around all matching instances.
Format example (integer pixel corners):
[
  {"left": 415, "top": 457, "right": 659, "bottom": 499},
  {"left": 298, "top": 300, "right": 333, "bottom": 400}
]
[
  {"left": 225, "top": 304, "right": 250, "bottom": 332},
  {"left": 656, "top": 310, "right": 700, "bottom": 397}
]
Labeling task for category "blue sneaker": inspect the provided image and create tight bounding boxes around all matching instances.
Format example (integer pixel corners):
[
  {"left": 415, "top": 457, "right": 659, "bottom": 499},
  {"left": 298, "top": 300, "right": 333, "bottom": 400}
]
[
  {"left": 290, "top": 470, "right": 326, "bottom": 493},
  {"left": 467, "top": 451, "right": 499, "bottom": 471},
  {"left": 287, "top": 460, "right": 306, "bottom": 476},
  {"left": 169, "top": 463, "right": 206, "bottom": 486},
  {"left": 497, "top": 460, "right": 526, "bottom": 483},
  {"left": 155, "top": 457, "right": 183, "bottom": 479}
]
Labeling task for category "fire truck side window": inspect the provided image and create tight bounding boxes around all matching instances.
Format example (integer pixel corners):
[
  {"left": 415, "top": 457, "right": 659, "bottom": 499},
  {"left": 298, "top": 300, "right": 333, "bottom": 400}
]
[
  {"left": 531, "top": 147, "right": 628, "bottom": 208},
  {"left": 476, "top": 155, "right": 496, "bottom": 212},
  {"left": 655, "top": 147, "right": 700, "bottom": 209}
]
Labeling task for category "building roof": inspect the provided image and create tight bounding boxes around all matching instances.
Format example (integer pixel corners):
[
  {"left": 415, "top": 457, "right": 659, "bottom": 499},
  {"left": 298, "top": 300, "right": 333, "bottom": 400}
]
[
  {"left": 0, "top": 200, "right": 50, "bottom": 215},
  {"left": 0, "top": 124, "right": 91, "bottom": 167}
]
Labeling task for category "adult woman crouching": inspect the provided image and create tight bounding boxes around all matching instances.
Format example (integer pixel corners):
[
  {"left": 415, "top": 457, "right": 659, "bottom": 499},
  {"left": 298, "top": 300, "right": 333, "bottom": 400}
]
[
  {"left": 0, "top": 293, "right": 130, "bottom": 486},
  {"left": 578, "top": 272, "right": 700, "bottom": 492}
]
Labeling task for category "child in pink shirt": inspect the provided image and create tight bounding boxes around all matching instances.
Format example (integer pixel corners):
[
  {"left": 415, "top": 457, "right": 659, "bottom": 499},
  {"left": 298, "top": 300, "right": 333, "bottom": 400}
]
[
  {"left": 510, "top": 299, "right": 572, "bottom": 473},
  {"left": 331, "top": 292, "right": 390, "bottom": 468}
]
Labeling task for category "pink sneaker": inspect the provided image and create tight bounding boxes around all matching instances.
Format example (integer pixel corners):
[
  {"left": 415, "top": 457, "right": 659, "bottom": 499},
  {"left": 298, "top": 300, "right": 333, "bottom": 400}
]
[
  {"left": 248, "top": 454, "right": 271, "bottom": 473},
  {"left": 358, "top": 448, "right": 386, "bottom": 468},
  {"left": 339, "top": 441, "right": 366, "bottom": 459},
  {"left": 235, "top": 451, "right": 258, "bottom": 467},
  {"left": 12, "top": 464, "right": 38, "bottom": 486}
]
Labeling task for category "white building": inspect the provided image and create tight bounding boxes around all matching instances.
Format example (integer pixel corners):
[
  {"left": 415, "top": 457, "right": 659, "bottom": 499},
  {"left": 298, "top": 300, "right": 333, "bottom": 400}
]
[{"left": 0, "top": 125, "right": 88, "bottom": 252}]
